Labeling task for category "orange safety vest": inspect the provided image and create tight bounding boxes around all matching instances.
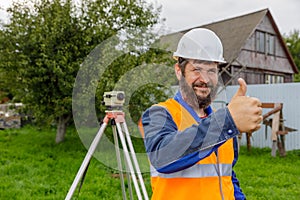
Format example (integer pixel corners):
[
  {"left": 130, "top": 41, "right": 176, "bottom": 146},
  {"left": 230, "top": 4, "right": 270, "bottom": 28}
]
[{"left": 142, "top": 99, "right": 235, "bottom": 200}]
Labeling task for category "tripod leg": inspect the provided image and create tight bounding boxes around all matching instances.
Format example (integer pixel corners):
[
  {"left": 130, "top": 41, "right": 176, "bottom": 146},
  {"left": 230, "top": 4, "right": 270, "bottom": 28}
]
[
  {"left": 115, "top": 122, "right": 143, "bottom": 200},
  {"left": 65, "top": 122, "right": 108, "bottom": 200},
  {"left": 122, "top": 121, "right": 149, "bottom": 200},
  {"left": 112, "top": 125, "right": 127, "bottom": 200},
  {"left": 123, "top": 152, "right": 134, "bottom": 200}
]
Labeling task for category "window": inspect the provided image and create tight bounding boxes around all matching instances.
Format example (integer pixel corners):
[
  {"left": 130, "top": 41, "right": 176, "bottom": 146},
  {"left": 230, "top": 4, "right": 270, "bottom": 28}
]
[
  {"left": 256, "top": 31, "right": 265, "bottom": 53},
  {"left": 255, "top": 31, "right": 275, "bottom": 55},
  {"left": 265, "top": 74, "right": 284, "bottom": 84},
  {"left": 267, "top": 34, "right": 275, "bottom": 55}
]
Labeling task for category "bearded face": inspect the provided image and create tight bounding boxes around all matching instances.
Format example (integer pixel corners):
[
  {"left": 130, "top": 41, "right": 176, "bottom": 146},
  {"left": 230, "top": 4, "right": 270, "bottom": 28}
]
[{"left": 178, "top": 60, "right": 219, "bottom": 110}]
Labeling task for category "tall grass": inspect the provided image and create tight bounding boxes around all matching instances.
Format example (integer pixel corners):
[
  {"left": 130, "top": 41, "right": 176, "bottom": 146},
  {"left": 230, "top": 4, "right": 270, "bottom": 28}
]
[{"left": 0, "top": 126, "right": 299, "bottom": 199}]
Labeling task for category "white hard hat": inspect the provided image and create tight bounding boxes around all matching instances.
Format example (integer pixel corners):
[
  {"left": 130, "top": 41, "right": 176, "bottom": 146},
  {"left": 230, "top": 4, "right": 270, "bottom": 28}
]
[{"left": 173, "top": 28, "right": 226, "bottom": 63}]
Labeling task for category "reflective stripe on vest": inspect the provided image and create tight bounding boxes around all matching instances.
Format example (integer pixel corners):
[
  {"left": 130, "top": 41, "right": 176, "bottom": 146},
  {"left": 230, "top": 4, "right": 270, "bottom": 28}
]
[{"left": 151, "top": 163, "right": 232, "bottom": 178}]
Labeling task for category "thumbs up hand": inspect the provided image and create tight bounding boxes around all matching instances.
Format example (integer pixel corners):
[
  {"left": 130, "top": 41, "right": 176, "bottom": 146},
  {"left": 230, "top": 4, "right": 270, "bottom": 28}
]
[{"left": 227, "top": 78, "right": 263, "bottom": 133}]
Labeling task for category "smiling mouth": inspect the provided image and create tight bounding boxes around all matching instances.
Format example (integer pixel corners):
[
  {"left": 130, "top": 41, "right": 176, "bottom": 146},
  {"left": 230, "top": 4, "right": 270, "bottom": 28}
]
[
  {"left": 192, "top": 83, "right": 211, "bottom": 95},
  {"left": 193, "top": 82, "right": 209, "bottom": 89},
  {"left": 194, "top": 87, "right": 209, "bottom": 94},
  {"left": 194, "top": 85, "right": 207, "bottom": 89}
]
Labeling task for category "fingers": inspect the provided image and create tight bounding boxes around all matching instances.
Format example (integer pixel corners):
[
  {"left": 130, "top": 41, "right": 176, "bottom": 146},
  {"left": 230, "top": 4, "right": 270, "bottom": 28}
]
[
  {"left": 249, "top": 96, "right": 262, "bottom": 107},
  {"left": 252, "top": 122, "right": 262, "bottom": 132},
  {"left": 250, "top": 103, "right": 263, "bottom": 132},
  {"left": 250, "top": 97, "right": 263, "bottom": 123},
  {"left": 228, "top": 93, "right": 263, "bottom": 133},
  {"left": 253, "top": 100, "right": 263, "bottom": 115},
  {"left": 254, "top": 114, "right": 263, "bottom": 124},
  {"left": 246, "top": 115, "right": 263, "bottom": 133},
  {"left": 253, "top": 116, "right": 263, "bottom": 132}
]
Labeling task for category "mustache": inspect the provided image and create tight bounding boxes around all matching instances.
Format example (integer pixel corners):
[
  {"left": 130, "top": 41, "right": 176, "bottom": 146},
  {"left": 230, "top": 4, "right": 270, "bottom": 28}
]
[{"left": 192, "top": 82, "right": 214, "bottom": 88}]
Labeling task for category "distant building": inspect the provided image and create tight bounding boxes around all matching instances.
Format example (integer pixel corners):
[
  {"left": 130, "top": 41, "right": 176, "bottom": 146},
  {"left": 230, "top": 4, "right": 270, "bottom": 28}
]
[{"left": 161, "top": 8, "right": 298, "bottom": 86}]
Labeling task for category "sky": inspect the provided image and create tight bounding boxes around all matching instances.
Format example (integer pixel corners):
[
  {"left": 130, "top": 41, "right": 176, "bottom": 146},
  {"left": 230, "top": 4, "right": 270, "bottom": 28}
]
[
  {"left": 1, "top": 0, "right": 299, "bottom": 35},
  {"left": 148, "top": 0, "right": 300, "bottom": 35}
]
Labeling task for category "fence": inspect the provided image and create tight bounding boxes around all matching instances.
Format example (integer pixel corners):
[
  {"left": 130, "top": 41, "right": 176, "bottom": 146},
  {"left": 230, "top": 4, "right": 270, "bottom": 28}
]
[{"left": 224, "top": 82, "right": 300, "bottom": 151}]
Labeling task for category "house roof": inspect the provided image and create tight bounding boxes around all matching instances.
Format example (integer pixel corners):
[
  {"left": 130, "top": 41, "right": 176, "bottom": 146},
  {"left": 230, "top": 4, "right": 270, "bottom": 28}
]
[
  {"left": 201, "top": 9, "right": 267, "bottom": 63},
  {"left": 162, "top": 8, "right": 298, "bottom": 73}
]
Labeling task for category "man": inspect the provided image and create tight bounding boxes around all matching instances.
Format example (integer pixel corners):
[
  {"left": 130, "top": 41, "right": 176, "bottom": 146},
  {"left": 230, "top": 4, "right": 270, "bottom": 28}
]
[{"left": 140, "top": 28, "right": 263, "bottom": 200}]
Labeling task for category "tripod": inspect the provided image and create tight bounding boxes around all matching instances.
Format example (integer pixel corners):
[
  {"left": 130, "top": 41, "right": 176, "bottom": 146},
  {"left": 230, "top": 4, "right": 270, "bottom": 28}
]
[{"left": 65, "top": 110, "right": 149, "bottom": 200}]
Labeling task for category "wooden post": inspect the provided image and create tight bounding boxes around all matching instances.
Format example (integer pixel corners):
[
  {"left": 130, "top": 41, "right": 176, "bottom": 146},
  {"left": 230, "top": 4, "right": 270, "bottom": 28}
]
[
  {"left": 277, "top": 111, "right": 286, "bottom": 157},
  {"left": 271, "top": 103, "right": 281, "bottom": 157},
  {"left": 246, "top": 132, "right": 252, "bottom": 151}
]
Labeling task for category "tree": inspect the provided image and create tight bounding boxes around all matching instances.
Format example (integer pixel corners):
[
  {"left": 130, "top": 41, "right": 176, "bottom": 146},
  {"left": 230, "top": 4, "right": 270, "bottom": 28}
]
[
  {"left": 0, "top": 0, "right": 162, "bottom": 143},
  {"left": 284, "top": 29, "right": 300, "bottom": 82}
]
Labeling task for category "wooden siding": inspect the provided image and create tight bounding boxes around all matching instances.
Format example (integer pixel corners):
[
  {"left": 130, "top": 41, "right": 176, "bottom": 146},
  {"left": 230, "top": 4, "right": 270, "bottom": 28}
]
[
  {"left": 235, "top": 51, "right": 295, "bottom": 74},
  {"left": 226, "top": 14, "right": 295, "bottom": 85},
  {"left": 244, "top": 26, "right": 286, "bottom": 58},
  {"left": 236, "top": 15, "right": 294, "bottom": 73},
  {"left": 256, "top": 14, "right": 276, "bottom": 34},
  {"left": 221, "top": 64, "right": 293, "bottom": 85}
]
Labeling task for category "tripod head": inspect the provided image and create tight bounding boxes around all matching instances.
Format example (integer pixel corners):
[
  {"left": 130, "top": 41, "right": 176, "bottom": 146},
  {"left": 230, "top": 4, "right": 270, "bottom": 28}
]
[{"left": 103, "top": 91, "right": 125, "bottom": 112}]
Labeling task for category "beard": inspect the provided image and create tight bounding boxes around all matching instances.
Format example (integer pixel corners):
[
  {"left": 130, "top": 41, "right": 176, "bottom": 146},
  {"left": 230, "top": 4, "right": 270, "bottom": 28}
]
[{"left": 179, "top": 76, "right": 218, "bottom": 111}]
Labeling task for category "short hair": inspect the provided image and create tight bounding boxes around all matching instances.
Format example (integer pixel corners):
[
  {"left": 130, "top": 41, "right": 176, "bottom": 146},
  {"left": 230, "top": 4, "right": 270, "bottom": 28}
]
[{"left": 178, "top": 57, "right": 188, "bottom": 76}]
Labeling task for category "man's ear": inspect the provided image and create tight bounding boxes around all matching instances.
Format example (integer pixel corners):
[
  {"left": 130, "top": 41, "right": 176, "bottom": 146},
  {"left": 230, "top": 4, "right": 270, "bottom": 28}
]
[{"left": 174, "top": 63, "right": 182, "bottom": 80}]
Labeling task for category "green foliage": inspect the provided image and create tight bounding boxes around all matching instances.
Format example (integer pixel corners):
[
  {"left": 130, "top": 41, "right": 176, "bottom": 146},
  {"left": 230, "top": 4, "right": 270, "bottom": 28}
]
[
  {"left": 0, "top": 0, "right": 170, "bottom": 144},
  {"left": 284, "top": 30, "right": 300, "bottom": 82},
  {"left": 95, "top": 47, "right": 175, "bottom": 118},
  {"left": 128, "top": 83, "right": 171, "bottom": 124},
  {"left": 0, "top": 0, "right": 161, "bottom": 134}
]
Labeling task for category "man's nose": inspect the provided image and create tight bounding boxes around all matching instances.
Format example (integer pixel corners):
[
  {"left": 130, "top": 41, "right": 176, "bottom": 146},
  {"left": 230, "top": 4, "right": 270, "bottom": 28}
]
[{"left": 197, "top": 71, "right": 210, "bottom": 83}]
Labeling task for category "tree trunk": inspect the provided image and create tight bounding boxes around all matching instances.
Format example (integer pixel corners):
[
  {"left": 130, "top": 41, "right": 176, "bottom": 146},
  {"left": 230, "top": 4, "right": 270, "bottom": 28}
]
[{"left": 55, "top": 115, "right": 70, "bottom": 143}]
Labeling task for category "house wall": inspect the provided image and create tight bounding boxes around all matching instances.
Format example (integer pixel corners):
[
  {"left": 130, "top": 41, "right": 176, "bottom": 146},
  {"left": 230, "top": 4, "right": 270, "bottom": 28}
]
[
  {"left": 244, "top": 15, "right": 286, "bottom": 58},
  {"left": 230, "top": 15, "right": 294, "bottom": 84},
  {"left": 232, "top": 66, "right": 265, "bottom": 84},
  {"left": 236, "top": 51, "right": 294, "bottom": 74},
  {"left": 228, "top": 64, "right": 294, "bottom": 85}
]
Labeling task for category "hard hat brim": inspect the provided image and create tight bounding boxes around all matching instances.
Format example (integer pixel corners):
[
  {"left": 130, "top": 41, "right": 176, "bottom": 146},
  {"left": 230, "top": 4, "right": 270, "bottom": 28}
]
[{"left": 173, "top": 55, "right": 226, "bottom": 64}]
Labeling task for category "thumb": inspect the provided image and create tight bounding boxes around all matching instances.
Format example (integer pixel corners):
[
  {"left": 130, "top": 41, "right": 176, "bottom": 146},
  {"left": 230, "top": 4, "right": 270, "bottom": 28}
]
[{"left": 233, "top": 78, "right": 247, "bottom": 97}]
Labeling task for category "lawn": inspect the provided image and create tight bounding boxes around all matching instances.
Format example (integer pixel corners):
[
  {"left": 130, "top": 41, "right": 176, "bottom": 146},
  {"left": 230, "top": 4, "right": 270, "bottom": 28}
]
[
  {"left": 0, "top": 126, "right": 299, "bottom": 199},
  {"left": 235, "top": 145, "right": 300, "bottom": 200}
]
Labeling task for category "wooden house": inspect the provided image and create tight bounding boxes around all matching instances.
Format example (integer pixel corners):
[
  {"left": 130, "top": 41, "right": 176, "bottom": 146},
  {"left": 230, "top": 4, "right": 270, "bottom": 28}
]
[{"left": 161, "top": 8, "right": 298, "bottom": 86}]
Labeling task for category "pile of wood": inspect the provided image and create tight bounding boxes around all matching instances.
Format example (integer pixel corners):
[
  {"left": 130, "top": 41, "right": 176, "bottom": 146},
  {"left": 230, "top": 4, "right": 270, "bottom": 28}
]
[{"left": 0, "top": 103, "right": 22, "bottom": 129}]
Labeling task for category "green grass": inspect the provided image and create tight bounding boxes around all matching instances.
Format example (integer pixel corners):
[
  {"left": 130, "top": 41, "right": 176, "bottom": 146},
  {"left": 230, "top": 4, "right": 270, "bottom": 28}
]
[
  {"left": 0, "top": 126, "right": 300, "bottom": 199},
  {"left": 235, "top": 146, "right": 300, "bottom": 200},
  {"left": 0, "top": 126, "right": 150, "bottom": 200}
]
